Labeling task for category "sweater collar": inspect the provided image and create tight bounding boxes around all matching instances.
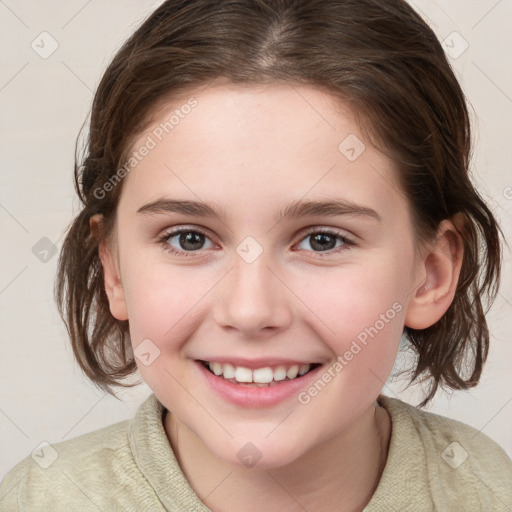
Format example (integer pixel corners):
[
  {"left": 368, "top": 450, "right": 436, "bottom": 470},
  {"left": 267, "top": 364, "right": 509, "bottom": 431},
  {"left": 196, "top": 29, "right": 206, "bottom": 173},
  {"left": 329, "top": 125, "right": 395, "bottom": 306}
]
[
  {"left": 128, "top": 393, "right": 211, "bottom": 511},
  {"left": 363, "top": 394, "right": 432, "bottom": 510},
  {"left": 128, "top": 393, "right": 430, "bottom": 511}
]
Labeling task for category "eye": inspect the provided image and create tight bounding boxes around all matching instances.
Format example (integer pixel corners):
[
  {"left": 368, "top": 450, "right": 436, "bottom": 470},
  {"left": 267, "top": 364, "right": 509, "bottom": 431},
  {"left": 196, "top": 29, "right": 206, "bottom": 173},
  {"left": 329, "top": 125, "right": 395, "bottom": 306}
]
[
  {"left": 157, "top": 227, "right": 215, "bottom": 257},
  {"left": 296, "top": 228, "right": 356, "bottom": 257},
  {"left": 157, "top": 226, "right": 356, "bottom": 258}
]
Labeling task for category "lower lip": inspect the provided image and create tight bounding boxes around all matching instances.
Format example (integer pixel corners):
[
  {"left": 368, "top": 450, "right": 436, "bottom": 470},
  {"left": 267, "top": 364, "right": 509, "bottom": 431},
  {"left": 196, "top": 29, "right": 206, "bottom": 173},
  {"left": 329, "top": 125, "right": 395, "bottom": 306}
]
[{"left": 195, "top": 360, "right": 324, "bottom": 408}]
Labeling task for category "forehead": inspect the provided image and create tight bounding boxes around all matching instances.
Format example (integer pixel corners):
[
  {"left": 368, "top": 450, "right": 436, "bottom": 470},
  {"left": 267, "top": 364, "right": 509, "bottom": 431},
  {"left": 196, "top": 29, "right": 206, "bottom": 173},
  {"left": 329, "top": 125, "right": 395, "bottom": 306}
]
[{"left": 120, "top": 83, "right": 409, "bottom": 226}]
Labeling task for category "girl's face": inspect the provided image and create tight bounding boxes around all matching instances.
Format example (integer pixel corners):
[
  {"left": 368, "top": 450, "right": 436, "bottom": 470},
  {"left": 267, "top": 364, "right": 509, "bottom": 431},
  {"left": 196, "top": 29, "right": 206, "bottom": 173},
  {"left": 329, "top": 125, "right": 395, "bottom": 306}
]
[{"left": 104, "top": 82, "right": 425, "bottom": 468}]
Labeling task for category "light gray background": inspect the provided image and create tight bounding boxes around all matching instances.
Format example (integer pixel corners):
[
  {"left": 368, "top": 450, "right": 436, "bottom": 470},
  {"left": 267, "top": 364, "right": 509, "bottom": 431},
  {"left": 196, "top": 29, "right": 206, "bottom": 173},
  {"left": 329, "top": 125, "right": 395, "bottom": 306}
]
[{"left": 1, "top": 0, "right": 511, "bottom": 481}]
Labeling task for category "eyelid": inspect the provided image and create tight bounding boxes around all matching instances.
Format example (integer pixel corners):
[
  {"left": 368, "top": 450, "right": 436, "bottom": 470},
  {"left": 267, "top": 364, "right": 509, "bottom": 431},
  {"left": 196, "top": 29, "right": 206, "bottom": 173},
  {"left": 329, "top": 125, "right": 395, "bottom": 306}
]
[
  {"left": 158, "top": 225, "right": 354, "bottom": 245},
  {"left": 158, "top": 225, "right": 217, "bottom": 248},
  {"left": 300, "top": 225, "right": 355, "bottom": 240},
  {"left": 157, "top": 224, "right": 357, "bottom": 258},
  {"left": 295, "top": 226, "right": 357, "bottom": 254},
  {"left": 159, "top": 224, "right": 215, "bottom": 241}
]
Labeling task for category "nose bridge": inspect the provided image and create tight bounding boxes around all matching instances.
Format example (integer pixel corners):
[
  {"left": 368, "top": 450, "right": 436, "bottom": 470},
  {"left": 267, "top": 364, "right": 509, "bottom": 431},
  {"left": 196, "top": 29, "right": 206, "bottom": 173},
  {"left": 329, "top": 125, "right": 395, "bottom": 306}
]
[{"left": 214, "top": 245, "right": 292, "bottom": 335}]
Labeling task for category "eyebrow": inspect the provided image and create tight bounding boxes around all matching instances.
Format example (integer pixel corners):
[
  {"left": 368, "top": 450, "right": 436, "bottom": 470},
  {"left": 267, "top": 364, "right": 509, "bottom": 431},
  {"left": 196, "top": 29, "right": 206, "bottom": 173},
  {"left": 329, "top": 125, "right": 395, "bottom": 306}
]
[{"left": 136, "top": 198, "right": 382, "bottom": 223}]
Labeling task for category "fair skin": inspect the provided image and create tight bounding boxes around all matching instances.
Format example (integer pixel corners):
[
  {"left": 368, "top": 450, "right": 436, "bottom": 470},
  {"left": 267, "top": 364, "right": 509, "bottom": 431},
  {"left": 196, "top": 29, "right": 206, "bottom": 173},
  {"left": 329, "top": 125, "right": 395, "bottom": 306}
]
[{"left": 92, "top": 82, "right": 463, "bottom": 511}]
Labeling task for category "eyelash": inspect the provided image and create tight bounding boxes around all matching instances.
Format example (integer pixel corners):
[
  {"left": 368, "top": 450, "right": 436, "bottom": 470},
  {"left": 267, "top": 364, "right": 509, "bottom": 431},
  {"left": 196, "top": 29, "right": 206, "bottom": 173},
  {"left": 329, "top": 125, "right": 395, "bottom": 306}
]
[{"left": 157, "top": 226, "right": 356, "bottom": 259}]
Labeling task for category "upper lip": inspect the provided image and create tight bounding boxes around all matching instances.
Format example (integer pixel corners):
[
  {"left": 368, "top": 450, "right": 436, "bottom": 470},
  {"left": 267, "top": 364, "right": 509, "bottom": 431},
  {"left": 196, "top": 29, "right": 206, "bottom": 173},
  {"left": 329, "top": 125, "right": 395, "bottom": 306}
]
[{"left": 196, "top": 357, "right": 321, "bottom": 369}]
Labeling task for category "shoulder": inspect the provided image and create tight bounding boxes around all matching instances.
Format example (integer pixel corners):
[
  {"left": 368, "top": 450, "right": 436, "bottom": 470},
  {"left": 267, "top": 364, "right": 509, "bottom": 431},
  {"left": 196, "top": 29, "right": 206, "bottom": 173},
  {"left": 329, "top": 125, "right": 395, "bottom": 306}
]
[
  {"left": 379, "top": 395, "right": 512, "bottom": 509},
  {"left": 0, "top": 417, "right": 134, "bottom": 512},
  {"left": 386, "top": 396, "right": 512, "bottom": 473},
  {"left": 0, "top": 393, "right": 176, "bottom": 512}
]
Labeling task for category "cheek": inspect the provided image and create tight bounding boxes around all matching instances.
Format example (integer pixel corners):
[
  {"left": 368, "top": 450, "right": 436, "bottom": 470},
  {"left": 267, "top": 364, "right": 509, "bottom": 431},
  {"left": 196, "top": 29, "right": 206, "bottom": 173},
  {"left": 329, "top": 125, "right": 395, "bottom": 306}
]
[
  {"left": 121, "top": 264, "right": 203, "bottom": 391},
  {"left": 123, "top": 267, "right": 199, "bottom": 340},
  {"left": 295, "top": 255, "right": 409, "bottom": 370},
  {"left": 120, "top": 251, "right": 221, "bottom": 367},
  {"left": 307, "top": 261, "right": 405, "bottom": 325}
]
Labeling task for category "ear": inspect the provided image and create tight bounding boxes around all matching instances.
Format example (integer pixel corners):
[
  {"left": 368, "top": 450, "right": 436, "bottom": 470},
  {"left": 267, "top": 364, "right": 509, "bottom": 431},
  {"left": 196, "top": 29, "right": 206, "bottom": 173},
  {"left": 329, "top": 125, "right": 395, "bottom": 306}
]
[
  {"left": 89, "top": 214, "right": 129, "bottom": 321},
  {"left": 404, "top": 215, "right": 465, "bottom": 329}
]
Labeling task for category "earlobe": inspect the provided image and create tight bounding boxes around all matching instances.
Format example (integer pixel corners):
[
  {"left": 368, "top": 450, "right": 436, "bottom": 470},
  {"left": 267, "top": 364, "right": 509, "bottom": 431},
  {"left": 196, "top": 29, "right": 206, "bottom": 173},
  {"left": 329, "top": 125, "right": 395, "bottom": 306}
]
[
  {"left": 90, "top": 215, "right": 129, "bottom": 321},
  {"left": 404, "top": 217, "right": 464, "bottom": 330}
]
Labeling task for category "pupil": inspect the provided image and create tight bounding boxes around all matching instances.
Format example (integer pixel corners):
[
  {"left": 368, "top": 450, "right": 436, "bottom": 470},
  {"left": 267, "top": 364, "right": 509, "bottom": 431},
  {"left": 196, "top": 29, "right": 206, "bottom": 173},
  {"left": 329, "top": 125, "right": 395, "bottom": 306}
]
[
  {"left": 180, "top": 232, "right": 204, "bottom": 251},
  {"left": 310, "top": 233, "right": 336, "bottom": 251}
]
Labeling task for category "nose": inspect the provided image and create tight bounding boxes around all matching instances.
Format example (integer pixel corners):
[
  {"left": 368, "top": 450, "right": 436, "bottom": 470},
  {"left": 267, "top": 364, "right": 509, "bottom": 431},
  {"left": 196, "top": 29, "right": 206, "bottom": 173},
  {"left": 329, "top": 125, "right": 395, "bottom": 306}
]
[{"left": 213, "top": 251, "right": 293, "bottom": 338}]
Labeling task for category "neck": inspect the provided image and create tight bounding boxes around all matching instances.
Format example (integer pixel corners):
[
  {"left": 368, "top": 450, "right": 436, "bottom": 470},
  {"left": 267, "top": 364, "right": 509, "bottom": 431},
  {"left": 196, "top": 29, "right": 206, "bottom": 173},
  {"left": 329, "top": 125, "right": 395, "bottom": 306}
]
[{"left": 165, "top": 401, "right": 391, "bottom": 512}]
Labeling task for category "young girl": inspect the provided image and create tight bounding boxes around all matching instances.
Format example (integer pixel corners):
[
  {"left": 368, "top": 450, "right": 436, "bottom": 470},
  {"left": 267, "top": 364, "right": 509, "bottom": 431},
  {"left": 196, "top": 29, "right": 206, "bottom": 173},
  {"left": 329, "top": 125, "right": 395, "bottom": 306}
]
[{"left": 1, "top": 0, "right": 511, "bottom": 510}]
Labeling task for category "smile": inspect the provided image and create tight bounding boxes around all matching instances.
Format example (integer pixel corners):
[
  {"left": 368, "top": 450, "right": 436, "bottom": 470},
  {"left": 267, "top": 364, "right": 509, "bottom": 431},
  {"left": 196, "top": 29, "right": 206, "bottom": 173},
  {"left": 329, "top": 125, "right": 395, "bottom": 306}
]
[
  {"left": 195, "top": 358, "right": 325, "bottom": 407},
  {"left": 198, "top": 360, "right": 321, "bottom": 387}
]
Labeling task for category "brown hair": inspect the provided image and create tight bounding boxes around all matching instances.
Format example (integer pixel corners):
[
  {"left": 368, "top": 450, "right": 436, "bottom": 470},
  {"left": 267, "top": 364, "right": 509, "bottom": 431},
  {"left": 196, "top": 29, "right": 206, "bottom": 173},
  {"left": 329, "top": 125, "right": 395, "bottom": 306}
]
[{"left": 55, "top": 0, "right": 504, "bottom": 406}]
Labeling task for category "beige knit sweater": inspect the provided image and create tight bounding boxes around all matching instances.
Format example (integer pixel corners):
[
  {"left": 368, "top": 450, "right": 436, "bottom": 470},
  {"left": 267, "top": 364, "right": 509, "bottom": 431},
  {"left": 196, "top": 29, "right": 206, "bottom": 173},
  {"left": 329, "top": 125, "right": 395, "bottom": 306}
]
[{"left": 1, "top": 393, "right": 511, "bottom": 511}]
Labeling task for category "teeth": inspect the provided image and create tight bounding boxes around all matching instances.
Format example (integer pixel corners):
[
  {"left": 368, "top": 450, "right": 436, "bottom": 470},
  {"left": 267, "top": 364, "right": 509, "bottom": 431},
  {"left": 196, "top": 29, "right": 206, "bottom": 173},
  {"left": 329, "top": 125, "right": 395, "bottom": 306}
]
[
  {"left": 253, "top": 367, "right": 274, "bottom": 384},
  {"left": 210, "top": 362, "right": 223, "bottom": 376},
  {"left": 206, "top": 361, "right": 314, "bottom": 384},
  {"left": 234, "top": 366, "right": 252, "bottom": 383},
  {"left": 273, "top": 366, "right": 287, "bottom": 381},
  {"left": 223, "top": 363, "right": 235, "bottom": 379},
  {"left": 298, "top": 364, "right": 310, "bottom": 376},
  {"left": 286, "top": 365, "right": 299, "bottom": 379}
]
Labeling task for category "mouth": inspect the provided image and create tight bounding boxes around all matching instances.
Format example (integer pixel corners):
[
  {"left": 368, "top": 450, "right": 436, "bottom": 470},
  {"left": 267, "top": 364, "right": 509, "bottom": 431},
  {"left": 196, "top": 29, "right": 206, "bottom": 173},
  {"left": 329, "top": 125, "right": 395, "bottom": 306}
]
[{"left": 197, "top": 359, "right": 322, "bottom": 387}]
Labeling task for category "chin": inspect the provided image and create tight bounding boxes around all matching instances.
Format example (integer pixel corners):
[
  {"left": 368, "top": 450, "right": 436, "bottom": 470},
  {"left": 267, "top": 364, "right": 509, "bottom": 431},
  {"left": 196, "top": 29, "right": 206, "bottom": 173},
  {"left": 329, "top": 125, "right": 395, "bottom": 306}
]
[{"left": 210, "top": 434, "right": 306, "bottom": 470}]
